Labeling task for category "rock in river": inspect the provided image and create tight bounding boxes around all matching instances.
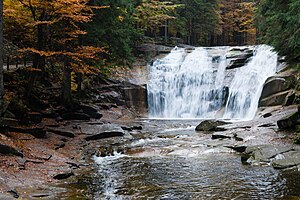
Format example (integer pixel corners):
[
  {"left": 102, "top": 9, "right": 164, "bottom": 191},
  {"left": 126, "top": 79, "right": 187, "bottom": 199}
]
[
  {"left": 85, "top": 131, "right": 125, "bottom": 141},
  {"left": 195, "top": 120, "right": 229, "bottom": 132}
]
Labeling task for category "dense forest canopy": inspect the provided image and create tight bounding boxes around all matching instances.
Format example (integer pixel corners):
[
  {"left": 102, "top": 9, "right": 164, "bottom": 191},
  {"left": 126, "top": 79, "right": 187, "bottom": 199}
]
[{"left": 0, "top": 0, "right": 299, "bottom": 111}]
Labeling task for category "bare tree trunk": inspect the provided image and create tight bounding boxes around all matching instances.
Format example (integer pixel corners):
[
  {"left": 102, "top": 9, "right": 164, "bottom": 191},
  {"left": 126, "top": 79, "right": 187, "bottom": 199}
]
[
  {"left": 0, "top": 0, "right": 4, "bottom": 114},
  {"left": 62, "top": 62, "right": 72, "bottom": 107}
]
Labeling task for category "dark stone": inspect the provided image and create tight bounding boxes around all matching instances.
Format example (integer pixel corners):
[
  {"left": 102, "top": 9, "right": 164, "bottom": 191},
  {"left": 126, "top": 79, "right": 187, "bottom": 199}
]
[
  {"left": 85, "top": 131, "right": 124, "bottom": 141},
  {"left": 46, "top": 128, "right": 75, "bottom": 138},
  {"left": 211, "top": 134, "right": 231, "bottom": 140},
  {"left": 195, "top": 120, "right": 229, "bottom": 132},
  {"left": 259, "top": 91, "right": 290, "bottom": 107},
  {"left": 121, "top": 126, "right": 132, "bottom": 131},
  {"left": 80, "top": 104, "right": 103, "bottom": 119},
  {"left": 53, "top": 171, "right": 74, "bottom": 180},
  {"left": 62, "top": 112, "right": 90, "bottom": 121},
  {"left": 262, "top": 113, "right": 272, "bottom": 118},
  {"left": 225, "top": 145, "right": 247, "bottom": 153},
  {"left": 7, "top": 189, "right": 19, "bottom": 199},
  {"left": 7, "top": 125, "right": 46, "bottom": 138},
  {"left": 0, "top": 143, "right": 23, "bottom": 157},
  {"left": 41, "top": 108, "right": 59, "bottom": 118},
  {"left": 277, "top": 111, "right": 299, "bottom": 130},
  {"left": 284, "top": 91, "right": 296, "bottom": 106},
  {"left": 258, "top": 123, "right": 276, "bottom": 128},
  {"left": 121, "top": 125, "right": 143, "bottom": 131}
]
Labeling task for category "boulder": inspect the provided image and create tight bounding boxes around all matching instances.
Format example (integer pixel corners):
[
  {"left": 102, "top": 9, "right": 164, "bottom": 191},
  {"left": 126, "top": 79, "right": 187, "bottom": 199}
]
[
  {"left": 28, "top": 112, "right": 42, "bottom": 123},
  {"left": 211, "top": 133, "right": 231, "bottom": 140},
  {"left": 195, "top": 120, "right": 229, "bottom": 132},
  {"left": 85, "top": 131, "right": 124, "bottom": 141},
  {"left": 277, "top": 111, "right": 299, "bottom": 130},
  {"left": 271, "top": 150, "right": 300, "bottom": 169},
  {"left": 62, "top": 112, "right": 90, "bottom": 121},
  {"left": 243, "top": 145, "right": 294, "bottom": 164},
  {"left": 260, "top": 76, "right": 296, "bottom": 100},
  {"left": 80, "top": 104, "right": 103, "bottom": 119},
  {"left": 259, "top": 90, "right": 290, "bottom": 107}
]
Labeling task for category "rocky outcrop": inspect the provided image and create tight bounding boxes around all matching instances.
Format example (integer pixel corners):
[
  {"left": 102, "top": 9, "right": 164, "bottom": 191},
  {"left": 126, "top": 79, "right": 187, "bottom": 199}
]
[{"left": 259, "top": 70, "right": 297, "bottom": 107}]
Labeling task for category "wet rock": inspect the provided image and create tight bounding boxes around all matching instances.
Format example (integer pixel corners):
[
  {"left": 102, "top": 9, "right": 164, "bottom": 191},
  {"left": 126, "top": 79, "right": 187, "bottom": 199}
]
[
  {"left": 271, "top": 150, "right": 300, "bottom": 169},
  {"left": 80, "top": 104, "right": 103, "bottom": 119},
  {"left": 262, "top": 113, "right": 272, "bottom": 118},
  {"left": 259, "top": 90, "right": 290, "bottom": 107},
  {"left": 46, "top": 127, "right": 75, "bottom": 138},
  {"left": 211, "top": 133, "right": 231, "bottom": 140},
  {"left": 53, "top": 171, "right": 74, "bottom": 180},
  {"left": 277, "top": 111, "right": 299, "bottom": 130},
  {"left": 121, "top": 125, "right": 143, "bottom": 131},
  {"left": 195, "top": 120, "right": 229, "bottom": 132},
  {"left": 62, "top": 112, "right": 90, "bottom": 121},
  {"left": 225, "top": 145, "right": 247, "bottom": 153},
  {"left": 0, "top": 143, "right": 23, "bottom": 157},
  {"left": 244, "top": 145, "right": 293, "bottom": 164},
  {"left": 85, "top": 131, "right": 124, "bottom": 141}
]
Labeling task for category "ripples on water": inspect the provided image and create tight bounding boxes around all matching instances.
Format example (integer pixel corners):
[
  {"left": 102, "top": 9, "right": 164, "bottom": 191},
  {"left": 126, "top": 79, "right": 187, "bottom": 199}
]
[{"left": 91, "top": 119, "right": 300, "bottom": 200}]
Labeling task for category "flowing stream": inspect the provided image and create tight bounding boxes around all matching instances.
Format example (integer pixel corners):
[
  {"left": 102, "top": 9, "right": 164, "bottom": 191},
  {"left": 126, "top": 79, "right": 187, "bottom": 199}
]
[{"left": 91, "top": 45, "right": 300, "bottom": 199}]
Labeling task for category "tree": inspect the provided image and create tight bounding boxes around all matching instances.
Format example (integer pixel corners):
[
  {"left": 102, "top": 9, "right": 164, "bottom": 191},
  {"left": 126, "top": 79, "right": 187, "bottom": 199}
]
[
  {"left": 0, "top": 0, "right": 3, "bottom": 114},
  {"left": 256, "top": 0, "right": 300, "bottom": 63},
  {"left": 5, "top": 0, "right": 105, "bottom": 106}
]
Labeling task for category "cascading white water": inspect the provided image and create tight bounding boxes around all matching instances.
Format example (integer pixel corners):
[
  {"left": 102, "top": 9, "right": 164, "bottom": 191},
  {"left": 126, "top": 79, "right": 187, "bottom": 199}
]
[{"left": 147, "top": 45, "right": 278, "bottom": 120}]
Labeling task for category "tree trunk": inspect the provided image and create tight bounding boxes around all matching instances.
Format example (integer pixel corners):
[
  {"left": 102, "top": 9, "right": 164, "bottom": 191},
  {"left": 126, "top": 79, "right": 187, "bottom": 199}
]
[
  {"left": 0, "top": 0, "right": 4, "bottom": 114},
  {"left": 62, "top": 62, "right": 72, "bottom": 107}
]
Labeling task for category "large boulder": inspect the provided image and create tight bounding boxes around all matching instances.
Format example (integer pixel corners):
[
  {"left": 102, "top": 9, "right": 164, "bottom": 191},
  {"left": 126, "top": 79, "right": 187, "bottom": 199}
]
[
  {"left": 259, "top": 90, "right": 290, "bottom": 107},
  {"left": 195, "top": 120, "right": 229, "bottom": 132},
  {"left": 260, "top": 75, "right": 296, "bottom": 100}
]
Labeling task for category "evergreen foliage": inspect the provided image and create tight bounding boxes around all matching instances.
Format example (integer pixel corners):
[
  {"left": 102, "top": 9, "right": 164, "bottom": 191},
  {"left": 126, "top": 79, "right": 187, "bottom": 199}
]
[{"left": 256, "top": 0, "right": 300, "bottom": 63}]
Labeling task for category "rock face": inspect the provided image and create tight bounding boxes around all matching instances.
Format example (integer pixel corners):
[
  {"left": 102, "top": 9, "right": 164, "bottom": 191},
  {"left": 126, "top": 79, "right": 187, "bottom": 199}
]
[
  {"left": 226, "top": 48, "right": 253, "bottom": 70},
  {"left": 195, "top": 120, "right": 229, "bottom": 132}
]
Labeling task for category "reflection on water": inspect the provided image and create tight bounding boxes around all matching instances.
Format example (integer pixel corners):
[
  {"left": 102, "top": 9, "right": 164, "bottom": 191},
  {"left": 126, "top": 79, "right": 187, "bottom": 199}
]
[{"left": 92, "top": 120, "right": 300, "bottom": 199}]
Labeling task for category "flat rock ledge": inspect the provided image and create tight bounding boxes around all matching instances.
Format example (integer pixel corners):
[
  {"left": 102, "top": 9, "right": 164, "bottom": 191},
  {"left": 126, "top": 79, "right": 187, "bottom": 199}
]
[{"left": 241, "top": 145, "right": 300, "bottom": 170}]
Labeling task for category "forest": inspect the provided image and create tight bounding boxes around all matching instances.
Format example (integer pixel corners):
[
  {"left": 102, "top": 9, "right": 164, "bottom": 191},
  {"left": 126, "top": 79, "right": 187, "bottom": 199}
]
[
  {"left": 0, "top": 0, "right": 299, "bottom": 111},
  {"left": 1, "top": 0, "right": 300, "bottom": 199}
]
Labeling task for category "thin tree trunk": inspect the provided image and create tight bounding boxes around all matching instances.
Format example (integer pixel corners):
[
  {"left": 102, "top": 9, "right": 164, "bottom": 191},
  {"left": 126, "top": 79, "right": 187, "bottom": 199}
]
[
  {"left": 62, "top": 62, "right": 72, "bottom": 107},
  {"left": 0, "top": 0, "right": 4, "bottom": 114}
]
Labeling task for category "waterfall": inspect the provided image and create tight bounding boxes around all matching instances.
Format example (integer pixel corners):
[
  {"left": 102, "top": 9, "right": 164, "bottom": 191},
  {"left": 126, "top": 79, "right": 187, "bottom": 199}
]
[{"left": 147, "top": 45, "right": 278, "bottom": 120}]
